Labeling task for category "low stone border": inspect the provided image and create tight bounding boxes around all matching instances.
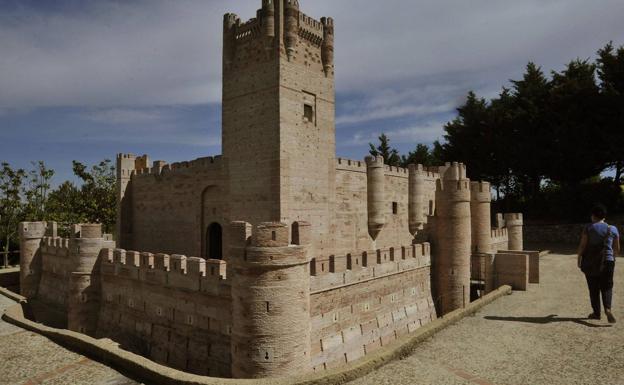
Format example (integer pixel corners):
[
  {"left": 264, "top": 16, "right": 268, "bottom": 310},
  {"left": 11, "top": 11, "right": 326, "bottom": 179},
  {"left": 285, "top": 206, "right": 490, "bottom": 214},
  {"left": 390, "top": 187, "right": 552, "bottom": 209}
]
[
  {"left": 1, "top": 285, "right": 512, "bottom": 385},
  {"left": 0, "top": 286, "right": 25, "bottom": 303}
]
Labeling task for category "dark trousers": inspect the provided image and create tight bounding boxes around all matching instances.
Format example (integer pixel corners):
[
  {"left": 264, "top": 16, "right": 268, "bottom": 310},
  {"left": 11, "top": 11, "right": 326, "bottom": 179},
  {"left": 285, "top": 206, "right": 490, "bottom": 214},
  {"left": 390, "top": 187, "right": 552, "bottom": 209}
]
[{"left": 585, "top": 261, "right": 615, "bottom": 316}]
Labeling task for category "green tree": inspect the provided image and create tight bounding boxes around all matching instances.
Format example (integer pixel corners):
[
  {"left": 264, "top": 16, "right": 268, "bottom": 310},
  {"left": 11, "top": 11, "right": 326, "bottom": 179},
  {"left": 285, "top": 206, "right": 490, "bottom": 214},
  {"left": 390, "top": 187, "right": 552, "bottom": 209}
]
[
  {"left": 0, "top": 163, "right": 26, "bottom": 265},
  {"left": 401, "top": 144, "right": 438, "bottom": 167},
  {"left": 597, "top": 42, "right": 624, "bottom": 184},
  {"left": 22, "top": 161, "right": 55, "bottom": 221},
  {"left": 369, "top": 133, "right": 401, "bottom": 166},
  {"left": 547, "top": 59, "right": 607, "bottom": 185},
  {"left": 46, "top": 181, "right": 85, "bottom": 228},
  {"left": 70, "top": 159, "right": 116, "bottom": 233}
]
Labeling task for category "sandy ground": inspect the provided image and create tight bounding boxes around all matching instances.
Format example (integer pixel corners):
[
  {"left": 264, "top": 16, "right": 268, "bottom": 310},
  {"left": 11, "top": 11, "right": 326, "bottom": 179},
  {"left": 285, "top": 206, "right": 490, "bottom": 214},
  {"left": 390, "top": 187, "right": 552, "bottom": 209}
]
[
  {"left": 1, "top": 249, "right": 622, "bottom": 385},
  {"left": 0, "top": 295, "right": 137, "bottom": 385},
  {"left": 348, "top": 249, "right": 624, "bottom": 385}
]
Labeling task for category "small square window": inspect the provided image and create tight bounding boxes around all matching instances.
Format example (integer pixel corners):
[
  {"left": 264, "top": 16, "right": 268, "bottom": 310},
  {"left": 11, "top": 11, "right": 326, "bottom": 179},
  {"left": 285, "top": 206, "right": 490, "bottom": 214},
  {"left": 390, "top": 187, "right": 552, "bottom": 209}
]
[
  {"left": 392, "top": 202, "right": 398, "bottom": 214},
  {"left": 304, "top": 104, "right": 314, "bottom": 123}
]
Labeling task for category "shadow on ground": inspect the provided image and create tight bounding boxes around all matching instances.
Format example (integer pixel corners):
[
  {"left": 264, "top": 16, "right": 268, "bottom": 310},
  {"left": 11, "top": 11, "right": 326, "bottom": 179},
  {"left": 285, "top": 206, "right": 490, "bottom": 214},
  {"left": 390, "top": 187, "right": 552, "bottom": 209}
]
[{"left": 484, "top": 314, "right": 612, "bottom": 328}]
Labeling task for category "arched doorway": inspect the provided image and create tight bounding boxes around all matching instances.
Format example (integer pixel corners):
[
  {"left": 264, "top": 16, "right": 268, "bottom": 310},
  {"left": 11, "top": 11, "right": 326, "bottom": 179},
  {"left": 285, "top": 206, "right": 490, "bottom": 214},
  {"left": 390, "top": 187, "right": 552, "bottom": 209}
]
[{"left": 206, "top": 223, "right": 223, "bottom": 260}]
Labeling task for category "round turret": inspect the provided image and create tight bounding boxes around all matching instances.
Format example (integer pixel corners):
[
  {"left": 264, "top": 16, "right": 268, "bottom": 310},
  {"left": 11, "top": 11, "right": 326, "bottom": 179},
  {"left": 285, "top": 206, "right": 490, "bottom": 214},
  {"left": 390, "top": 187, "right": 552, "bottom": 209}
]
[
  {"left": 284, "top": 0, "right": 300, "bottom": 59},
  {"left": 321, "top": 17, "right": 334, "bottom": 76},
  {"left": 230, "top": 222, "right": 311, "bottom": 378},
  {"left": 18, "top": 222, "right": 47, "bottom": 298},
  {"left": 408, "top": 164, "right": 426, "bottom": 235},
  {"left": 262, "top": 0, "right": 275, "bottom": 38},
  {"left": 470, "top": 181, "right": 492, "bottom": 253},
  {"left": 504, "top": 213, "right": 524, "bottom": 251},
  {"left": 434, "top": 171, "right": 471, "bottom": 315},
  {"left": 365, "top": 155, "right": 386, "bottom": 240}
]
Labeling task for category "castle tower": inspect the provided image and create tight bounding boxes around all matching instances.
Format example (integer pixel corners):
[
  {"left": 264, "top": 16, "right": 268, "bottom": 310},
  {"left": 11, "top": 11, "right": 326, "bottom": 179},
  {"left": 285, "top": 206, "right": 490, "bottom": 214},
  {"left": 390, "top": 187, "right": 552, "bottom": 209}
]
[
  {"left": 222, "top": 1, "right": 336, "bottom": 256},
  {"left": 408, "top": 164, "right": 427, "bottom": 235},
  {"left": 67, "top": 224, "right": 115, "bottom": 335},
  {"left": 470, "top": 181, "right": 492, "bottom": 253},
  {"left": 434, "top": 163, "right": 472, "bottom": 315},
  {"left": 229, "top": 221, "right": 311, "bottom": 378},
  {"left": 504, "top": 213, "right": 524, "bottom": 251},
  {"left": 116, "top": 154, "right": 150, "bottom": 249},
  {"left": 365, "top": 155, "right": 386, "bottom": 240},
  {"left": 18, "top": 222, "right": 47, "bottom": 298}
]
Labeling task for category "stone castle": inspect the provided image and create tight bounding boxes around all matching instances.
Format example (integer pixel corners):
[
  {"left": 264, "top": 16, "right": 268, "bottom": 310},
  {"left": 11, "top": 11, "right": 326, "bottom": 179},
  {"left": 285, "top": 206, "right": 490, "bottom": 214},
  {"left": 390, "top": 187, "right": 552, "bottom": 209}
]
[{"left": 18, "top": 0, "right": 535, "bottom": 380}]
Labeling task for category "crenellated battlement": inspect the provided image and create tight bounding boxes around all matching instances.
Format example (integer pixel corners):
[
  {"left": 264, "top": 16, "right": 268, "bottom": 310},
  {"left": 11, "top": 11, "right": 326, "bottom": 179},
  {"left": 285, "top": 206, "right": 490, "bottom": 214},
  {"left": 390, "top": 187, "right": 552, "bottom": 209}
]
[
  {"left": 41, "top": 236, "right": 71, "bottom": 254},
  {"left": 101, "top": 248, "right": 227, "bottom": 294},
  {"left": 132, "top": 155, "right": 224, "bottom": 179},
  {"left": 234, "top": 18, "right": 262, "bottom": 42},
  {"left": 336, "top": 157, "right": 366, "bottom": 173},
  {"left": 310, "top": 243, "right": 432, "bottom": 293},
  {"left": 408, "top": 164, "right": 441, "bottom": 179},
  {"left": 440, "top": 162, "right": 468, "bottom": 181},
  {"left": 298, "top": 12, "right": 325, "bottom": 46},
  {"left": 470, "top": 181, "right": 492, "bottom": 202},
  {"left": 491, "top": 228, "right": 509, "bottom": 239}
]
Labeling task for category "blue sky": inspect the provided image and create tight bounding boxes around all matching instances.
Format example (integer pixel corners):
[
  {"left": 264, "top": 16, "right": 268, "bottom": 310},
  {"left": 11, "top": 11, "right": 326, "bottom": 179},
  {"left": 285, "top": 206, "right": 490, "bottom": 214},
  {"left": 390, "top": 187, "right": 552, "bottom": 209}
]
[{"left": 1, "top": 0, "right": 623, "bottom": 184}]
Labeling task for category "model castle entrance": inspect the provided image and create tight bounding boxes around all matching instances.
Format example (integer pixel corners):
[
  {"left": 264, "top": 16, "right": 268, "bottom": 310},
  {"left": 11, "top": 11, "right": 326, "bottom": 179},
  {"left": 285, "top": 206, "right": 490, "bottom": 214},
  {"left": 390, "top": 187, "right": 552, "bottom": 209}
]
[{"left": 19, "top": 0, "right": 533, "bottom": 380}]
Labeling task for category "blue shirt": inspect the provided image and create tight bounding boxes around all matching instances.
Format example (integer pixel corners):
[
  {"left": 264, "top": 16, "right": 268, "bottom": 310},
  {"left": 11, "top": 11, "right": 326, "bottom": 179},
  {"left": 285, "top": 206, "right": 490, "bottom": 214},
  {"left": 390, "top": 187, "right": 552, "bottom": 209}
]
[{"left": 586, "top": 222, "right": 620, "bottom": 262}]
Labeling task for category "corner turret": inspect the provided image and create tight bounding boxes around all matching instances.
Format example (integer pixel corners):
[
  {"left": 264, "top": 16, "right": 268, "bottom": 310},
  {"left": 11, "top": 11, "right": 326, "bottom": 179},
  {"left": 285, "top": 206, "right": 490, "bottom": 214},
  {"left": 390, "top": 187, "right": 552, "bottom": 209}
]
[
  {"left": 365, "top": 155, "right": 386, "bottom": 240},
  {"left": 470, "top": 181, "right": 492, "bottom": 253},
  {"left": 230, "top": 221, "right": 311, "bottom": 378},
  {"left": 504, "top": 213, "right": 524, "bottom": 251},
  {"left": 321, "top": 17, "right": 335, "bottom": 76},
  {"left": 434, "top": 162, "right": 472, "bottom": 315},
  {"left": 284, "top": 0, "right": 300, "bottom": 60}
]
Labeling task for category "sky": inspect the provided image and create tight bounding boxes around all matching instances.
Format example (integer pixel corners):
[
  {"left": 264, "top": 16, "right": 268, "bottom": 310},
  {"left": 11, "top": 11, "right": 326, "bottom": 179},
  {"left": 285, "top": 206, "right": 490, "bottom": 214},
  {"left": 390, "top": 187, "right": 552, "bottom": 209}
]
[{"left": 1, "top": 0, "right": 623, "bottom": 184}]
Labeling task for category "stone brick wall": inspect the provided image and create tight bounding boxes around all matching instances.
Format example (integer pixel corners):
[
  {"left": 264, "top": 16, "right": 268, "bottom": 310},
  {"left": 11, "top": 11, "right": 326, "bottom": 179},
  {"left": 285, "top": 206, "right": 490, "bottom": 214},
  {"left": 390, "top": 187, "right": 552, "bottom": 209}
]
[
  {"left": 128, "top": 158, "right": 228, "bottom": 258},
  {"left": 37, "top": 237, "right": 71, "bottom": 310},
  {"left": 309, "top": 243, "right": 436, "bottom": 371},
  {"left": 524, "top": 222, "right": 624, "bottom": 245},
  {"left": 333, "top": 160, "right": 438, "bottom": 256},
  {"left": 97, "top": 249, "right": 232, "bottom": 377}
]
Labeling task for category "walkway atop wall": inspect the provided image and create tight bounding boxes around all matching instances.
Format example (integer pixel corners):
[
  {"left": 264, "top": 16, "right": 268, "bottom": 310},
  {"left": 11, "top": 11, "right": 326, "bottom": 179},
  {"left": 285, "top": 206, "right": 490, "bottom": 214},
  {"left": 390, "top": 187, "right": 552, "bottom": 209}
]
[
  {"left": 0, "top": 295, "right": 136, "bottom": 385},
  {"left": 1, "top": 249, "right": 622, "bottom": 385},
  {"left": 348, "top": 248, "right": 624, "bottom": 385}
]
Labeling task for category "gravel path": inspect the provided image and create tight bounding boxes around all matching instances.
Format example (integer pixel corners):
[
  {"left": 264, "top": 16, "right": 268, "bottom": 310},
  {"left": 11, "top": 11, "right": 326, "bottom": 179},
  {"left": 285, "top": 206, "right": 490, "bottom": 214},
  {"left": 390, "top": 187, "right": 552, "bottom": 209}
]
[
  {"left": 0, "top": 295, "right": 138, "bottom": 385},
  {"left": 1, "top": 250, "right": 622, "bottom": 385},
  {"left": 348, "top": 250, "right": 624, "bottom": 385}
]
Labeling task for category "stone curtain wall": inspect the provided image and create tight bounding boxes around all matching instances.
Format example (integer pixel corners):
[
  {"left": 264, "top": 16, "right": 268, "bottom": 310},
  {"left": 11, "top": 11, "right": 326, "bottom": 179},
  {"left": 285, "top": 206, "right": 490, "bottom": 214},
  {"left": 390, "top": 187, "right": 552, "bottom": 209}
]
[
  {"left": 333, "top": 159, "right": 438, "bottom": 256},
  {"left": 524, "top": 223, "right": 624, "bottom": 245},
  {"left": 129, "top": 157, "right": 228, "bottom": 258},
  {"left": 38, "top": 237, "right": 72, "bottom": 311},
  {"left": 97, "top": 250, "right": 232, "bottom": 377},
  {"left": 309, "top": 243, "right": 436, "bottom": 371}
]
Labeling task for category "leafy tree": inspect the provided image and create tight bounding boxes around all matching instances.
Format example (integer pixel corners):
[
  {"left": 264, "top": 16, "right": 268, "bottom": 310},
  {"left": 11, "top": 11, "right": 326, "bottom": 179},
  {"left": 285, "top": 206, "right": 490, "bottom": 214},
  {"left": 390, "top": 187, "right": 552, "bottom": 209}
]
[
  {"left": 0, "top": 163, "right": 26, "bottom": 265},
  {"left": 46, "top": 181, "right": 85, "bottom": 228},
  {"left": 22, "top": 161, "right": 55, "bottom": 221},
  {"left": 597, "top": 42, "right": 624, "bottom": 184},
  {"left": 70, "top": 159, "right": 116, "bottom": 233},
  {"left": 547, "top": 59, "right": 607, "bottom": 185},
  {"left": 369, "top": 133, "right": 401, "bottom": 166},
  {"left": 401, "top": 144, "right": 439, "bottom": 167}
]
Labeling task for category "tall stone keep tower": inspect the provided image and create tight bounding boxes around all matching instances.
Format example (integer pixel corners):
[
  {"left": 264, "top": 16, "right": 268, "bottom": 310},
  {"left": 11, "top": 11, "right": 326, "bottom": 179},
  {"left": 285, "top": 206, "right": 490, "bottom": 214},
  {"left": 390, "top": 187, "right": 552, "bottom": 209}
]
[{"left": 222, "top": 0, "right": 336, "bottom": 255}]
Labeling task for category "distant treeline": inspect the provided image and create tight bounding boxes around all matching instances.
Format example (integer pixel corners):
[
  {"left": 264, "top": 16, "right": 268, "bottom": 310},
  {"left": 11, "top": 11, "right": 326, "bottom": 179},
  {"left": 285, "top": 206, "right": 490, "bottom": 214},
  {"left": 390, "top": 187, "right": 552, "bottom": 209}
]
[
  {"left": 370, "top": 42, "right": 624, "bottom": 222},
  {"left": 0, "top": 160, "right": 115, "bottom": 264}
]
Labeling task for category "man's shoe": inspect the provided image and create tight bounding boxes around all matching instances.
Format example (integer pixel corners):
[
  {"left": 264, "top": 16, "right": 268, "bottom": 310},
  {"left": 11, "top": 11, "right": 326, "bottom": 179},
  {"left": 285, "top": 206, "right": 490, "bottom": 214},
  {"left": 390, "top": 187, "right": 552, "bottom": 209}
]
[
  {"left": 587, "top": 313, "right": 601, "bottom": 320},
  {"left": 606, "top": 310, "right": 616, "bottom": 324}
]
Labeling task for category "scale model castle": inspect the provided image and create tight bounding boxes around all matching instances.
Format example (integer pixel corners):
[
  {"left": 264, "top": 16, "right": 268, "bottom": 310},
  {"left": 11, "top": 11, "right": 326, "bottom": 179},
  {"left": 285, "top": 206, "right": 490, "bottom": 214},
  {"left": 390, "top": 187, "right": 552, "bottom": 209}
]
[{"left": 18, "top": 0, "right": 534, "bottom": 379}]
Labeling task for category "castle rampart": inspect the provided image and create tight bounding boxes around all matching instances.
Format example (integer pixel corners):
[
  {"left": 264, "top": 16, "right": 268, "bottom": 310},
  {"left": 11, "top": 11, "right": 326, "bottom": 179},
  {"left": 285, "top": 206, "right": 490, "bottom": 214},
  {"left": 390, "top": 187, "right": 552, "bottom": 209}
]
[{"left": 20, "top": 0, "right": 532, "bottom": 380}]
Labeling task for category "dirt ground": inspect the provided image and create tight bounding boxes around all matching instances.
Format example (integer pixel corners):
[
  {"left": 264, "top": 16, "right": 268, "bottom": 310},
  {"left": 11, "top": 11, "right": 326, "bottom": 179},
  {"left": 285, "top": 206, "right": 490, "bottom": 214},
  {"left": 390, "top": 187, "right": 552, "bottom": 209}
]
[
  {"left": 1, "top": 248, "right": 622, "bottom": 385},
  {"left": 348, "top": 249, "right": 624, "bottom": 385}
]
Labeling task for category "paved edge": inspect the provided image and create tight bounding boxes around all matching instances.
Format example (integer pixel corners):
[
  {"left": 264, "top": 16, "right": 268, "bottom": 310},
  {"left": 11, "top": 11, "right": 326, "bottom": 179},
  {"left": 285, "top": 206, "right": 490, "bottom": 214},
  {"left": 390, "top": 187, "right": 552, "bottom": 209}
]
[{"left": 0, "top": 285, "right": 512, "bottom": 385}]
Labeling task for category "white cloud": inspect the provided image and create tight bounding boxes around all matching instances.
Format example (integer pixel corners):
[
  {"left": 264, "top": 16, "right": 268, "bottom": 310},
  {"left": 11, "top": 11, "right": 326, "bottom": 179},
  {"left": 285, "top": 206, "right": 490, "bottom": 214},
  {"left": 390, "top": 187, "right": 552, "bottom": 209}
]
[
  {"left": 78, "top": 108, "right": 174, "bottom": 125},
  {"left": 347, "top": 120, "right": 446, "bottom": 147},
  {"left": 0, "top": 0, "right": 623, "bottom": 113}
]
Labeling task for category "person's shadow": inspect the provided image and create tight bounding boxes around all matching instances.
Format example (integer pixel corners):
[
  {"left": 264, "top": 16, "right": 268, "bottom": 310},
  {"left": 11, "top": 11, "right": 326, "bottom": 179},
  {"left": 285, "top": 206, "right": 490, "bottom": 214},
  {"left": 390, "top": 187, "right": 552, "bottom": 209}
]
[{"left": 484, "top": 314, "right": 613, "bottom": 328}]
